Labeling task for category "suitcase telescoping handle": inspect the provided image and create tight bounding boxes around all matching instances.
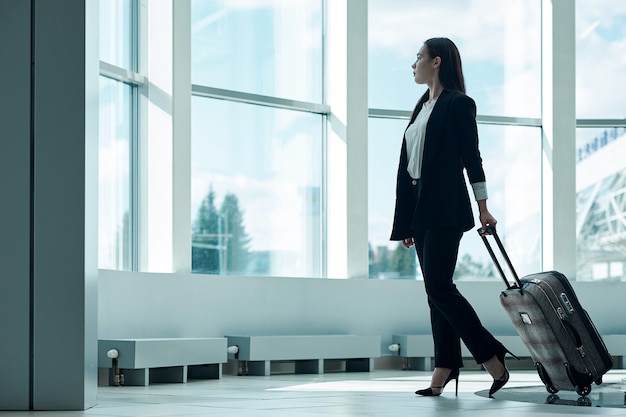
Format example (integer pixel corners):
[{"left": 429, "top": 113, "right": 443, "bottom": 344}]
[{"left": 477, "top": 225, "right": 523, "bottom": 290}]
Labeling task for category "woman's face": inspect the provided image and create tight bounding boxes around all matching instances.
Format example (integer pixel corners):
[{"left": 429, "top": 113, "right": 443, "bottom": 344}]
[{"left": 412, "top": 45, "right": 436, "bottom": 85}]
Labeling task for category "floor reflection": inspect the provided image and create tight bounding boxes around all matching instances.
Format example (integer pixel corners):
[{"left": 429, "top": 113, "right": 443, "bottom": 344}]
[{"left": 476, "top": 382, "right": 626, "bottom": 408}]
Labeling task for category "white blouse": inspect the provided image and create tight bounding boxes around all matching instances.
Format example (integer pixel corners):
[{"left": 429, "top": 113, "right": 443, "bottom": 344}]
[
  {"left": 405, "top": 99, "right": 488, "bottom": 201},
  {"left": 405, "top": 99, "right": 437, "bottom": 180}
]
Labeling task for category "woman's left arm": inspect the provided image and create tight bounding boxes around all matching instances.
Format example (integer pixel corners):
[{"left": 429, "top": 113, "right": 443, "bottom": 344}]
[
  {"left": 454, "top": 94, "right": 485, "bottom": 184},
  {"left": 454, "top": 94, "right": 497, "bottom": 231}
]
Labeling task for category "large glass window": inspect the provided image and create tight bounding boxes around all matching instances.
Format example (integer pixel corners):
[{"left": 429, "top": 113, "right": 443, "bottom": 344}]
[
  {"left": 191, "top": 0, "right": 323, "bottom": 102},
  {"left": 191, "top": 98, "right": 323, "bottom": 277},
  {"left": 368, "top": 117, "right": 413, "bottom": 279},
  {"left": 191, "top": 0, "right": 325, "bottom": 277},
  {"left": 98, "top": 78, "right": 133, "bottom": 270},
  {"left": 575, "top": 1, "right": 626, "bottom": 119},
  {"left": 576, "top": 127, "right": 626, "bottom": 281},
  {"left": 100, "top": 0, "right": 134, "bottom": 71},
  {"left": 368, "top": 0, "right": 541, "bottom": 118},
  {"left": 99, "top": 0, "right": 137, "bottom": 270},
  {"left": 369, "top": 120, "right": 542, "bottom": 280},
  {"left": 462, "top": 125, "right": 542, "bottom": 280},
  {"left": 575, "top": 2, "right": 626, "bottom": 281},
  {"left": 368, "top": 0, "right": 542, "bottom": 280}
]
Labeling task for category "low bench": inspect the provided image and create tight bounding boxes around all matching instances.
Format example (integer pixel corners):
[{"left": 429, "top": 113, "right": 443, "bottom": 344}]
[
  {"left": 390, "top": 334, "right": 530, "bottom": 371},
  {"left": 226, "top": 335, "right": 381, "bottom": 376},
  {"left": 391, "top": 334, "right": 626, "bottom": 370},
  {"left": 98, "top": 337, "right": 228, "bottom": 386}
]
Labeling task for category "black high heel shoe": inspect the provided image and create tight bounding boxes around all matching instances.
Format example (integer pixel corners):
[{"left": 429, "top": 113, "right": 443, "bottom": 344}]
[
  {"left": 488, "top": 347, "right": 519, "bottom": 398},
  {"left": 415, "top": 368, "right": 460, "bottom": 397}
]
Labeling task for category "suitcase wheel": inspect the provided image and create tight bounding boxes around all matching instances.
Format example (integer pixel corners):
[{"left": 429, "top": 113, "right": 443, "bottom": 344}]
[
  {"left": 535, "top": 362, "right": 559, "bottom": 394},
  {"left": 545, "top": 394, "right": 559, "bottom": 404},
  {"left": 576, "top": 384, "right": 591, "bottom": 396},
  {"left": 565, "top": 363, "right": 594, "bottom": 396}
]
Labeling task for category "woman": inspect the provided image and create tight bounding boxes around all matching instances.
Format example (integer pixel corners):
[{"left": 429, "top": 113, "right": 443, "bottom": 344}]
[{"left": 390, "top": 37, "right": 516, "bottom": 398}]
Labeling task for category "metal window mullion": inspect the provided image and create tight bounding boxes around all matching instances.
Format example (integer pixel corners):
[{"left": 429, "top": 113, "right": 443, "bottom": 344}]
[
  {"left": 321, "top": 112, "right": 328, "bottom": 278},
  {"left": 100, "top": 61, "right": 145, "bottom": 86},
  {"left": 129, "top": 0, "right": 140, "bottom": 271},
  {"left": 192, "top": 85, "right": 330, "bottom": 115},
  {"left": 368, "top": 108, "right": 543, "bottom": 127},
  {"left": 477, "top": 115, "right": 542, "bottom": 127},
  {"left": 129, "top": 0, "right": 142, "bottom": 271},
  {"left": 368, "top": 108, "right": 411, "bottom": 119},
  {"left": 131, "top": 0, "right": 139, "bottom": 74},
  {"left": 321, "top": 0, "right": 328, "bottom": 278},
  {"left": 130, "top": 83, "right": 139, "bottom": 271},
  {"left": 577, "top": 119, "right": 626, "bottom": 128}
]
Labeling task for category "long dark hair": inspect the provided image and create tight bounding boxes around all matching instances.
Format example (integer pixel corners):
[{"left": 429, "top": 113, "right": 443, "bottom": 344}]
[
  {"left": 416, "top": 37, "right": 466, "bottom": 108},
  {"left": 425, "top": 37, "right": 465, "bottom": 93}
]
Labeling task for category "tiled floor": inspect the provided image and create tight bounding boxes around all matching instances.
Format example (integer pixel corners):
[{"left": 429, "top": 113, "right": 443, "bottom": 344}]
[{"left": 4, "top": 369, "right": 626, "bottom": 416}]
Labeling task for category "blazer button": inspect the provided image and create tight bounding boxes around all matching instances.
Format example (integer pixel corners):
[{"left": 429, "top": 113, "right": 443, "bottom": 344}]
[{"left": 412, "top": 180, "right": 417, "bottom": 185}]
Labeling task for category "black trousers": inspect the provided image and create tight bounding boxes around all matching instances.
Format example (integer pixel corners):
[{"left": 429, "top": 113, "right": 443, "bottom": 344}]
[{"left": 413, "top": 227, "right": 502, "bottom": 369}]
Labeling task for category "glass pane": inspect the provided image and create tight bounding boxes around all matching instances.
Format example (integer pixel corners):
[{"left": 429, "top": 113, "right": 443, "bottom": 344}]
[
  {"left": 99, "top": 77, "right": 132, "bottom": 270},
  {"left": 368, "top": 119, "right": 542, "bottom": 280},
  {"left": 100, "top": 0, "right": 133, "bottom": 70},
  {"left": 191, "top": 0, "right": 323, "bottom": 102},
  {"left": 576, "top": 2, "right": 626, "bottom": 118},
  {"left": 460, "top": 125, "right": 542, "bottom": 280},
  {"left": 191, "top": 97, "right": 323, "bottom": 277},
  {"left": 576, "top": 127, "right": 626, "bottom": 281},
  {"left": 368, "top": 0, "right": 541, "bottom": 118},
  {"left": 368, "top": 118, "right": 415, "bottom": 279}
]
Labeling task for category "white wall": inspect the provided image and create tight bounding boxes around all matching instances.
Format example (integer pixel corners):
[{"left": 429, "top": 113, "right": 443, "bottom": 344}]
[{"left": 98, "top": 270, "right": 626, "bottom": 354}]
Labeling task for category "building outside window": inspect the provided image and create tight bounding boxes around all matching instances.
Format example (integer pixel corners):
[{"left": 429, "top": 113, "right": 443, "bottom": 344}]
[{"left": 575, "top": 0, "right": 626, "bottom": 281}]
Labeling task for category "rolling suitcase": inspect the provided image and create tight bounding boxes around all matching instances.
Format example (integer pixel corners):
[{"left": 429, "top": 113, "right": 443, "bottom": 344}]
[{"left": 478, "top": 225, "right": 613, "bottom": 396}]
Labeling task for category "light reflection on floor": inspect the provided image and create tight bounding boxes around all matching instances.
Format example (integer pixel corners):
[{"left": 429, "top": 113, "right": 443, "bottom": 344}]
[
  {"left": 478, "top": 383, "right": 626, "bottom": 409},
  {"left": 273, "top": 371, "right": 626, "bottom": 409}
]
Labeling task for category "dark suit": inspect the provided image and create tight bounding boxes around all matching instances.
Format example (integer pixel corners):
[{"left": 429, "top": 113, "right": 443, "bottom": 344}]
[
  {"left": 391, "top": 90, "right": 485, "bottom": 239},
  {"left": 390, "top": 90, "right": 501, "bottom": 368}
]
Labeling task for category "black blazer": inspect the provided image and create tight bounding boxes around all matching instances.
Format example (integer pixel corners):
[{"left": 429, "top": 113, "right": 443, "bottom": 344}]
[{"left": 390, "top": 90, "right": 486, "bottom": 240}]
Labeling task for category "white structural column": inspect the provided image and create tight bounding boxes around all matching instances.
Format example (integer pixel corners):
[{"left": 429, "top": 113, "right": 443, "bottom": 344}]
[
  {"left": 139, "top": 0, "right": 190, "bottom": 273},
  {"left": 326, "top": 0, "right": 369, "bottom": 278},
  {"left": 345, "top": 0, "right": 369, "bottom": 278},
  {"left": 0, "top": 0, "right": 33, "bottom": 410},
  {"left": 0, "top": 0, "right": 101, "bottom": 410},
  {"left": 326, "top": 0, "right": 348, "bottom": 277},
  {"left": 139, "top": 0, "right": 175, "bottom": 271},
  {"left": 541, "top": 0, "right": 576, "bottom": 276},
  {"left": 173, "top": 0, "right": 192, "bottom": 272},
  {"left": 31, "top": 0, "right": 99, "bottom": 409}
]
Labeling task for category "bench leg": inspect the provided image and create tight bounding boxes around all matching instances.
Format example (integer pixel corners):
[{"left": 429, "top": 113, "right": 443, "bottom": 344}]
[
  {"left": 115, "top": 368, "right": 149, "bottom": 386},
  {"left": 295, "top": 359, "right": 323, "bottom": 374},
  {"left": 346, "top": 358, "right": 374, "bottom": 372},
  {"left": 150, "top": 365, "right": 188, "bottom": 384}
]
